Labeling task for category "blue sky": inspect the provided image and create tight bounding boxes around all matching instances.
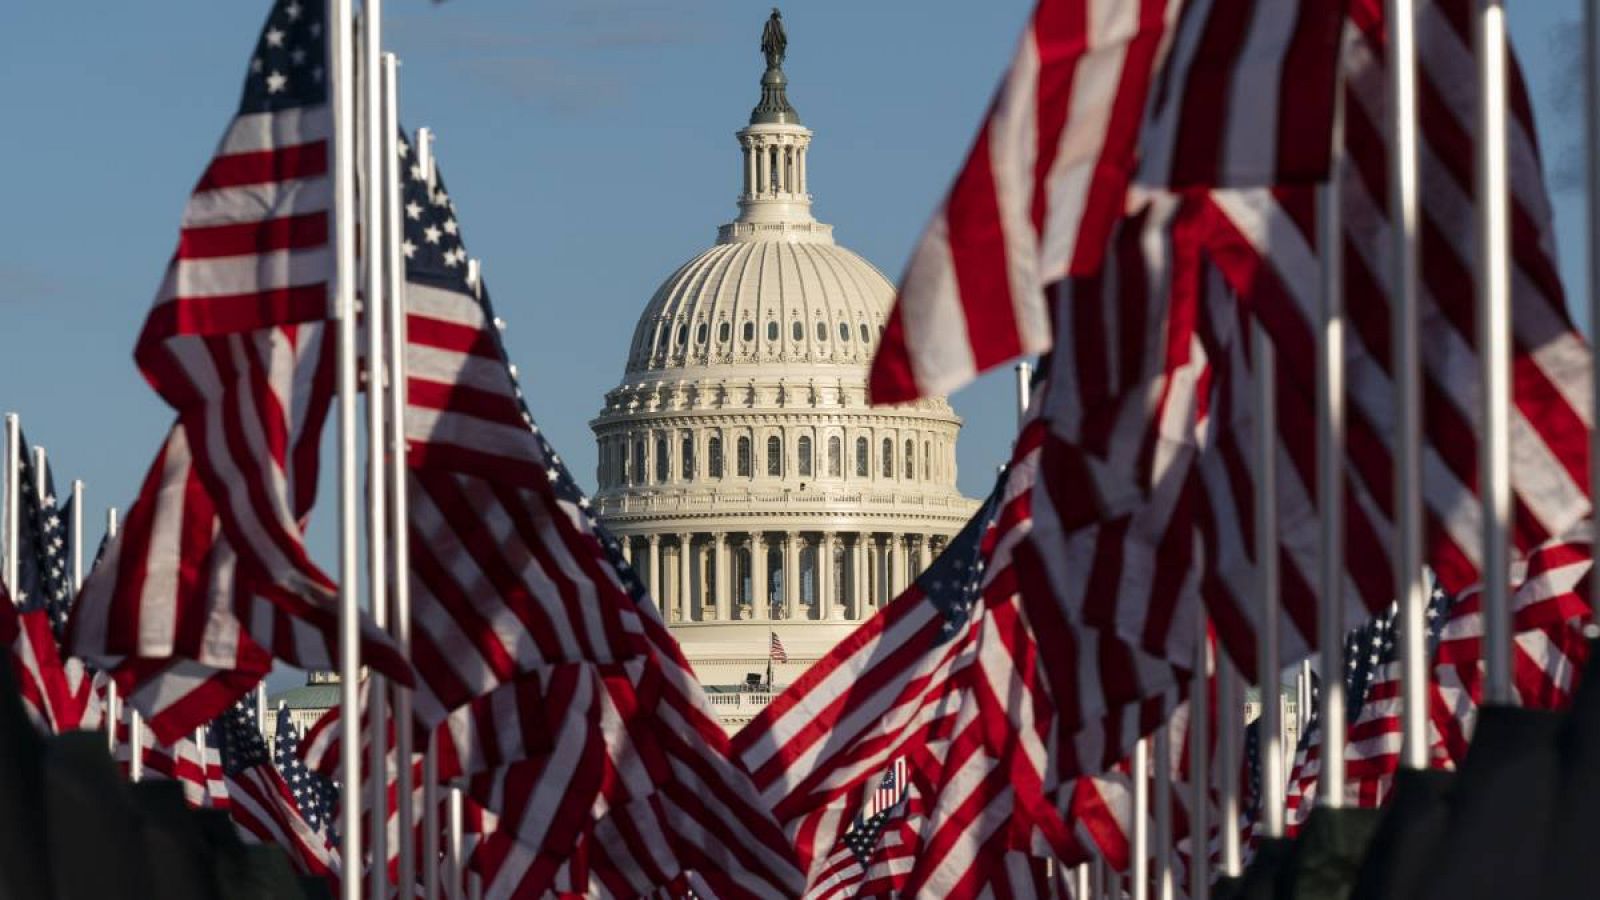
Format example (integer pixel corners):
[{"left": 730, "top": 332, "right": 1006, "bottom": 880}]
[{"left": 0, "top": 1, "right": 1588, "bottom": 647}]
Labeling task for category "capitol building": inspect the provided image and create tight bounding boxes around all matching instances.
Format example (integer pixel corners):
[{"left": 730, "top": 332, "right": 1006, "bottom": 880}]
[{"left": 589, "top": 21, "right": 978, "bottom": 728}]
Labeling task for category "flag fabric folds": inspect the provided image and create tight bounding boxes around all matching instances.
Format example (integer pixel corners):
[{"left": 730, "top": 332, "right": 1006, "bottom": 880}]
[
  {"left": 770, "top": 632, "right": 789, "bottom": 665},
  {"left": 66, "top": 0, "right": 408, "bottom": 744},
  {"left": 214, "top": 699, "right": 340, "bottom": 882}
]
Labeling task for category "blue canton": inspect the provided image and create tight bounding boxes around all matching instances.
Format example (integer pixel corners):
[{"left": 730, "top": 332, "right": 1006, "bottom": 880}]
[
  {"left": 215, "top": 699, "right": 271, "bottom": 774},
  {"left": 14, "top": 433, "right": 73, "bottom": 640},
  {"left": 274, "top": 704, "right": 339, "bottom": 837},
  {"left": 237, "top": 0, "right": 326, "bottom": 115}
]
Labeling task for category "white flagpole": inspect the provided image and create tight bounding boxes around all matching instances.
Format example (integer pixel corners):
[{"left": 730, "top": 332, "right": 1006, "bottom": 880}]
[
  {"left": 1589, "top": 0, "right": 1600, "bottom": 630},
  {"left": 1189, "top": 620, "right": 1209, "bottom": 897},
  {"left": 4, "top": 413, "right": 19, "bottom": 595},
  {"left": 382, "top": 50, "right": 417, "bottom": 899},
  {"left": 130, "top": 708, "right": 145, "bottom": 782},
  {"left": 32, "top": 447, "right": 46, "bottom": 500},
  {"left": 1152, "top": 725, "right": 1173, "bottom": 900},
  {"left": 256, "top": 684, "right": 268, "bottom": 739},
  {"left": 70, "top": 480, "right": 83, "bottom": 592},
  {"left": 1014, "top": 361, "right": 1033, "bottom": 428},
  {"left": 1474, "top": 0, "right": 1514, "bottom": 706},
  {"left": 361, "top": 2, "right": 390, "bottom": 896},
  {"left": 1387, "top": 0, "right": 1429, "bottom": 771},
  {"left": 1131, "top": 736, "right": 1149, "bottom": 900},
  {"left": 105, "top": 507, "right": 119, "bottom": 754},
  {"left": 417, "top": 124, "right": 442, "bottom": 900},
  {"left": 448, "top": 785, "right": 465, "bottom": 900},
  {"left": 1074, "top": 864, "right": 1090, "bottom": 900},
  {"left": 1317, "top": 67, "right": 1348, "bottom": 800},
  {"left": 1217, "top": 651, "right": 1241, "bottom": 876},
  {"left": 330, "top": 0, "right": 364, "bottom": 896},
  {"left": 1253, "top": 321, "right": 1286, "bottom": 837}
]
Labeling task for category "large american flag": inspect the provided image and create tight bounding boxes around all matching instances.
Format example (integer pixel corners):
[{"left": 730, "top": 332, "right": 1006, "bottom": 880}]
[
  {"left": 66, "top": 0, "right": 408, "bottom": 744},
  {"left": 869, "top": 0, "right": 1347, "bottom": 405},
  {"left": 215, "top": 699, "right": 339, "bottom": 881}
]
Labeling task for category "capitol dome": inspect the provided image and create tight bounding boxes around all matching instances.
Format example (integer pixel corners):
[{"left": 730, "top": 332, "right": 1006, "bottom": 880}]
[{"left": 591, "top": 12, "right": 979, "bottom": 728}]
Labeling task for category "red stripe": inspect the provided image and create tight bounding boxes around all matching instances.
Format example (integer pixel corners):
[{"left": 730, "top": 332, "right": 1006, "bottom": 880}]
[
  {"left": 176, "top": 211, "right": 327, "bottom": 260},
  {"left": 193, "top": 140, "right": 328, "bottom": 192}
]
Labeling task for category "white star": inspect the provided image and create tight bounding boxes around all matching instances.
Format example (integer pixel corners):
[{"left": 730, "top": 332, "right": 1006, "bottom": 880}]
[
  {"left": 410, "top": 164, "right": 426, "bottom": 181},
  {"left": 265, "top": 27, "right": 286, "bottom": 47},
  {"left": 432, "top": 189, "right": 449, "bottom": 206},
  {"left": 405, "top": 201, "right": 422, "bottom": 220},
  {"left": 397, "top": 140, "right": 409, "bottom": 158},
  {"left": 423, "top": 225, "right": 441, "bottom": 244},
  {"left": 402, "top": 239, "right": 416, "bottom": 258},
  {"left": 442, "top": 218, "right": 458, "bottom": 235},
  {"left": 443, "top": 249, "right": 462, "bottom": 267},
  {"left": 266, "top": 71, "right": 288, "bottom": 93},
  {"left": 285, "top": 1, "right": 303, "bottom": 20}
]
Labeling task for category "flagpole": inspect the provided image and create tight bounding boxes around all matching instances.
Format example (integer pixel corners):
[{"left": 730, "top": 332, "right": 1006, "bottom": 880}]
[
  {"left": 448, "top": 785, "right": 465, "bottom": 900},
  {"left": 130, "top": 709, "right": 144, "bottom": 782},
  {"left": 1188, "top": 620, "right": 1209, "bottom": 897},
  {"left": 1474, "top": 0, "right": 1514, "bottom": 706},
  {"left": 1131, "top": 736, "right": 1149, "bottom": 900},
  {"left": 360, "top": 2, "right": 391, "bottom": 895},
  {"left": 1253, "top": 321, "right": 1286, "bottom": 837},
  {"left": 382, "top": 50, "right": 417, "bottom": 900},
  {"left": 1152, "top": 725, "right": 1173, "bottom": 900},
  {"left": 1014, "top": 360, "right": 1033, "bottom": 428},
  {"left": 1217, "top": 652, "right": 1241, "bottom": 876},
  {"left": 257, "top": 684, "right": 267, "bottom": 740},
  {"left": 5, "top": 413, "right": 19, "bottom": 595},
  {"left": 70, "top": 480, "right": 83, "bottom": 592},
  {"left": 329, "top": 0, "right": 364, "bottom": 895},
  {"left": 416, "top": 124, "right": 442, "bottom": 900},
  {"left": 1387, "top": 0, "right": 1429, "bottom": 772},
  {"left": 1588, "top": 0, "right": 1600, "bottom": 629},
  {"left": 1319, "top": 111, "right": 1349, "bottom": 799},
  {"left": 105, "top": 507, "right": 119, "bottom": 755}
]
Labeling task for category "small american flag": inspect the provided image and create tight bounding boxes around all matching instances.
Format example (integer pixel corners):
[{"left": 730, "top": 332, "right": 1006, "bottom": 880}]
[
  {"left": 215, "top": 700, "right": 338, "bottom": 880},
  {"left": 769, "top": 631, "right": 788, "bottom": 664},
  {"left": 273, "top": 703, "right": 338, "bottom": 839}
]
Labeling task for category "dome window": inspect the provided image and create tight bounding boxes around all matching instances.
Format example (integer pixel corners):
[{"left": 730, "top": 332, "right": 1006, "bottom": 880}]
[
  {"left": 855, "top": 436, "right": 869, "bottom": 477},
  {"left": 708, "top": 436, "right": 724, "bottom": 478},
  {"left": 696, "top": 323, "right": 708, "bottom": 344},
  {"left": 767, "top": 321, "right": 779, "bottom": 342},
  {"left": 681, "top": 432, "right": 695, "bottom": 479},
  {"left": 719, "top": 322, "right": 732, "bottom": 343},
  {"left": 828, "top": 436, "right": 842, "bottom": 477},
  {"left": 881, "top": 438, "right": 893, "bottom": 478},
  {"left": 905, "top": 439, "right": 915, "bottom": 479},
  {"left": 675, "top": 325, "right": 687, "bottom": 346},
  {"left": 767, "top": 435, "right": 783, "bottom": 476},
  {"left": 859, "top": 323, "right": 870, "bottom": 343},
  {"left": 924, "top": 441, "right": 931, "bottom": 481},
  {"left": 815, "top": 322, "right": 828, "bottom": 342},
  {"left": 798, "top": 435, "right": 813, "bottom": 477},
  {"left": 737, "top": 436, "right": 752, "bottom": 477},
  {"left": 839, "top": 322, "right": 851, "bottom": 342},
  {"left": 743, "top": 321, "right": 756, "bottom": 342},
  {"left": 633, "top": 441, "right": 645, "bottom": 485},
  {"left": 791, "top": 321, "right": 803, "bottom": 342},
  {"left": 655, "top": 436, "right": 669, "bottom": 482}
]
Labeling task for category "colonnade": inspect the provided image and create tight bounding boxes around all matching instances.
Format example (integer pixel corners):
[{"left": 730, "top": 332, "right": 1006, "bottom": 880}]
[{"left": 619, "top": 529, "right": 947, "bottom": 623}]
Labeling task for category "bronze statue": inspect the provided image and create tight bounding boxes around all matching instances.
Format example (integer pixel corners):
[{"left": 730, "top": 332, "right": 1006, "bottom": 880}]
[{"left": 761, "top": 8, "right": 787, "bottom": 70}]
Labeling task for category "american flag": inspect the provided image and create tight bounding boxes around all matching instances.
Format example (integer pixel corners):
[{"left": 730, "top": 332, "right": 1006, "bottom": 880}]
[
  {"left": 113, "top": 715, "right": 226, "bottom": 810},
  {"left": 67, "top": 0, "right": 409, "bottom": 744},
  {"left": 804, "top": 761, "right": 917, "bottom": 900},
  {"left": 769, "top": 631, "right": 789, "bottom": 664},
  {"left": 869, "top": 0, "right": 1346, "bottom": 405},
  {"left": 0, "top": 579, "right": 72, "bottom": 735},
  {"left": 273, "top": 703, "right": 338, "bottom": 839},
  {"left": 13, "top": 437, "right": 71, "bottom": 635},
  {"left": 215, "top": 699, "right": 339, "bottom": 881}
]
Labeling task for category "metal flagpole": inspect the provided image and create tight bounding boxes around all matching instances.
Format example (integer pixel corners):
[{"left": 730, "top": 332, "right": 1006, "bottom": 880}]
[
  {"left": 1131, "top": 736, "right": 1149, "bottom": 900},
  {"left": 329, "top": 0, "right": 364, "bottom": 895},
  {"left": 1152, "top": 725, "right": 1173, "bottom": 900},
  {"left": 1589, "top": 0, "right": 1600, "bottom": 630},
  {"left": 448, "top": 785, "right": 465, "bottom": 900},
  {"left": 1074, "top": 864, "right": 1090, "bottom": 900},
  {"left": 1189, "top": 620, "right": 1209, "bottom": 898},
  {"left": 32, "top": 447, "right": 45, "bottom": 501},
  {"left": 1474, "top": 0, "right": 1514, "bottom": 706},
  {"left": 70, "top": 480, "right": 83, "bottom": 592},
  {"left": 105, "top": 507, "right": 119, "bottom": 754},
  {"left": 382, "top": 50, "right": 417, "bottom": 899},
  {"left": 256, "top": 684, "right": 267, "bottom": 739},
  {"left": 1014, "top": 360, "right": 1033, "bottom": 428},
  {"left": 1317, "top": 63, "right": 1348, "bottom": 803},
  {"left": 130, "top": 709, "right": 144, "bottom": 782},
  {"left": 1387, "top": 0, "right": 1429, "bottom": 771},
  {"left": 5, "top": 413, "right": 19, "bottom": 595},
  {"left": 1217, "top": 651, "right": 1242, "bottom": 876},
  {"left": 360, "top": 2, "right": 390, "bottom": 895},
  {"left": 416, "top": 124, "right": 441, "bottom": 900},
  {"left": 1254, "top": 321, "right": 1286, "bottom": 837}
]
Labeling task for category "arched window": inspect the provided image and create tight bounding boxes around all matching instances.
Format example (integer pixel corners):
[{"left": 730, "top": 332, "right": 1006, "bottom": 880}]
[
  {"left": 855, "top": 436, "right": 869, "bottom": 477},
  {"left": 675, "top": 324, "right": 687, "bottom": 346},
  {"left": 828, "top": 436, "right": 842, "bottom": 477},
  {"left": 881, "top": 438, "right": 893, "bottom": 478},
  {"left": 742, "top": 321, "right": 754, "bottom": 342},
  {"left": 719, "top": 321, "right": 731, "bottom": 342},
  {"left": 695, "top": 323, "right": 708, "bottom": 344},
  {"left": 791, "top": 321, "right": 803, "bottom": 341},
  {"left": 767, "top": 321, "right": 779, "bottom": 341},
  {"left": 633, "top": 440, "right": 645, "bottom": 485},
  {"left": 655, "top": 436, "right": 668, "bottom": 482},
  {"left": 737, "top": 436, "right": 752, "bottom": 477},
  {"left": 860, "top": 323, "right": 870, "bottom": 343},
  {"left": 767, "top": 435, "right": 783, "bottom": 476},
  {"left": 708, "top": 435, "right": 723, "bottom": 478},
  {"left": 798, "top": 435, "right": 813, "bottom": 477},
  {"left": 924, "top": 441, "right": 931, "bottom": 481},
  {"left": 905, "top": 439, "right": 915, "bottom": 479},
  {"left": 839, "top": 322, "right": 851, "bottom": 342},
  {"left": 681, "top": 433, "right": 695, "bottom": 479},
  {"left": 815, "top": 321, "right": 828, "bottom": 341}
]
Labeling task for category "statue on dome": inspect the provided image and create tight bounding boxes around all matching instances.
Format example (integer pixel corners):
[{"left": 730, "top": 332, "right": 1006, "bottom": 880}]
[{"left": 761, "top": 8, "right": 787, "bottom": 70}]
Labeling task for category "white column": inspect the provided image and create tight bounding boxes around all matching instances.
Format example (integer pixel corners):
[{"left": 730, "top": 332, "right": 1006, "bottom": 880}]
[
  {"left": 914, "top": 534, "right": 928, "bottom": 576},
  {"left": 887, "top": 534, "right": 902, "bottom": 598},
  {"left": 744, "top": 142, "right": 756, "bottom": 197},
  {"left": 784, "top": 531, "right": 800, "bottom": 620},
  {"left": 854, "top": 533, "right": 868, "bottom": 619},
  {"left": 647, "top": 534, "right": 662, "bottom": 612},
  {"left": 798, "top": 145, "right": 808, "bottom": 194},
  {"left": 752, "top": 533, "right": 769, "bottom": 621},
  {"left": 620, "top": 536, "right": 633, "bottom": 566},
  {"left": 714, "top": 532, "right": 730, "bottom": 621},
  {"left": 822, "top": 534, "right": 842, "bottom": 620},
  {"left": 678, "top": 533, "right": 693, "bottom": 622},
  {"left": 757, "top": 141, "right": 770, "bottom": 196}
]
